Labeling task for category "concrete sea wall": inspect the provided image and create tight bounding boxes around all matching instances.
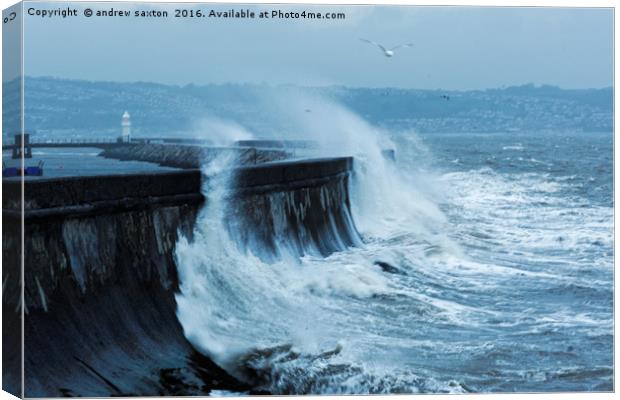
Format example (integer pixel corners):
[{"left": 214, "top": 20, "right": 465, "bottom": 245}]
[
  {"left": 100, "top": 144, "right": 291, "bottom": 169},
  {"left": 2, "top": 157, "right": 358, "bottom": 397}
]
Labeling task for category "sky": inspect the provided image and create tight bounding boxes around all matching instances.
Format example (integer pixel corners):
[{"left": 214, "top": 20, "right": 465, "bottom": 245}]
[{"left": 10, "top": 1, "right": 615, "bottom": 89}]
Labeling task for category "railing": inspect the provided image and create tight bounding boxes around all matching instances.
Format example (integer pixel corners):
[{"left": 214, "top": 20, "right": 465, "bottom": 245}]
[
  {"left": 2, "top": 137, "right": 121, "bottom": 151},
  {"left": 28, "top": 137, "right": 118, "bottom": 145}
]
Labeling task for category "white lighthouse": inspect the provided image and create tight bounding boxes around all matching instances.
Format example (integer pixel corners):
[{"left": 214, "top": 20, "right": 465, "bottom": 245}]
[{"left": 121, "top": 111, "right": 131, "bottom": 143}]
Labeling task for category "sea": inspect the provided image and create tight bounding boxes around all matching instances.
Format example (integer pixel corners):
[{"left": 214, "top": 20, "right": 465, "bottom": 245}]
[
  {"left": 2, "top": 147, "right": 179, "bottom": 179},
  {"left": 172, "top": 98, "right": 614, "bottom": 395}
]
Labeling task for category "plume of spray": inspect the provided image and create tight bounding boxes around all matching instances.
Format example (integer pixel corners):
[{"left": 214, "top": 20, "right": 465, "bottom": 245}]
[
  {"left": 175, "top": 116, "right": 261, "bottom": 366},
  {"left": 174, "top": 96, "right": 462, "bottom": 393},
  {"left": 174, "top": 144, "right": 356, "bottom": 381},
  {"left": 256, "top": 90, "right": 450, "bottom": 241},
  {"left": 174, "top": 109, "right": 390, "bottom": 373},
  {"left": 176, "top": 115, "right": 341, "bottom": 370},
  {"left": 191, "top": 114, "right": 254, "bottom": 146}
]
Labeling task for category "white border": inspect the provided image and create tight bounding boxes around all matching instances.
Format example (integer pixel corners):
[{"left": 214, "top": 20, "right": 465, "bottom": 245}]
[{"left": 0, "top": 1, "right": 615, "bottom": 400}]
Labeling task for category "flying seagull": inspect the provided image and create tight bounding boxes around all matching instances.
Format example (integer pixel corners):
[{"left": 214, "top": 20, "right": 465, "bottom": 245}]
[{"left": 360, "top": 39, "right": 414, "bottom": 58}]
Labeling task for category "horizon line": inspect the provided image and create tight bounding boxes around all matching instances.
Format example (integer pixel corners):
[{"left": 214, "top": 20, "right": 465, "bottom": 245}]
[{"left": 6, "top": 75, "right": 613, "bottom": 92}]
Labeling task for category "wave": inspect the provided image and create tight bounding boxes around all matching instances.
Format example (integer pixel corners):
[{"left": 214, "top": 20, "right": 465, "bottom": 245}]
[
  {"left": 173, "top": 100, "right": 459, "bottom": 394},
  {"left": 174, "top": 103, "right": 612, "bottom": 394}
]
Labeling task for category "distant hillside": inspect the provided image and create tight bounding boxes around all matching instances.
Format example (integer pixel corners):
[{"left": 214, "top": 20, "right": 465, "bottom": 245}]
[{"left": 2, "top": 77, "right": 613, "bottom": 141}]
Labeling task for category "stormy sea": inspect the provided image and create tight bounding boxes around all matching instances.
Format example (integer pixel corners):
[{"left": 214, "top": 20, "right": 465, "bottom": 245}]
[{"left": 172, "top": 99, "right": 613, "bottom": 394}]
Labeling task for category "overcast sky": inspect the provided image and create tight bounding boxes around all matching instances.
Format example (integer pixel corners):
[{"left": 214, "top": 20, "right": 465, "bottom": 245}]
[{"left": 18, "top": 2, "right": 614, "bottom": 90}]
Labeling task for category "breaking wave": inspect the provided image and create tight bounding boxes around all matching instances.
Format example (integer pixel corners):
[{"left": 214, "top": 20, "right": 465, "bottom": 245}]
[{"left": 174, "top": 104, "right": 613, "bottom": 394}]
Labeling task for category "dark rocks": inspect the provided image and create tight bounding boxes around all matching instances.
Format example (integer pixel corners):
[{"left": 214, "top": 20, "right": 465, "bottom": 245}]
[{"left": 374, "top": 261, "right": 404, "bottom": 275}]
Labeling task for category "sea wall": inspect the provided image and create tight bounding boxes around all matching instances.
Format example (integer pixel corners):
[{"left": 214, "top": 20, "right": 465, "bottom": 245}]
[
  {"left": 3, "top": 170, "right": 214, "bottom": 396},
  {"left": 100, "top": 144, "right": 291, "bottom": 169},
  {"left": 2, "top": 157, "right": 358, "bottom": 397},
  {"left": 230, "top": 158, "right": 361, "bottom": 260}
]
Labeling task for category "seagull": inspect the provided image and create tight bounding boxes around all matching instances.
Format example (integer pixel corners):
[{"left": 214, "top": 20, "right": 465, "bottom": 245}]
[{"left": 360, "top": 39, "right": 413, "bottom": 58}]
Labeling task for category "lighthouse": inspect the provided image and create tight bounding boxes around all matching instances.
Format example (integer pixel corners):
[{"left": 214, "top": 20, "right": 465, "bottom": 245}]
[{"left": 121, "top": 111, "right": 131, "bottom": 143}]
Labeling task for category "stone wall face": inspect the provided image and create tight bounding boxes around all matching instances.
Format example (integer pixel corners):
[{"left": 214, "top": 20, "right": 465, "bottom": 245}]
[
  {"left": 22, "top": 205, "right": 215, "bottom": 397},
  {"left": 3, "top": 157, "right": 359, "bottom": 397}
]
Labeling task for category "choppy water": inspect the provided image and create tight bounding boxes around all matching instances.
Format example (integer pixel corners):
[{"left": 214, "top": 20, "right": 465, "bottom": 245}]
[
  {"left": 2, "top": 147, "right": 178, "bottom": 179},
  {"left": 175, "top": 107, "right": 613, "bottom": 394}
]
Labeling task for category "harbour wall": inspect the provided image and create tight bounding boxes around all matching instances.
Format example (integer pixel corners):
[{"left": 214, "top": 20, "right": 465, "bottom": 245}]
[
  {"left": 2, "top": 157, "right": 359, "bottom": 397},
  {"left": 100, "top": 144, "right": 291, "bottom": 169}
]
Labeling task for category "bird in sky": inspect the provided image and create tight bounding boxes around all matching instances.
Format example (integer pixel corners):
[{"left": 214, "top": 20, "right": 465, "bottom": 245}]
[{"left": 360, "top": 39, "right": 414, "bottom": 58}]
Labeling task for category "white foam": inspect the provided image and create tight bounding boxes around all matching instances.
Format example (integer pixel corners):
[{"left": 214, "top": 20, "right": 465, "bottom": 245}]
[{"left": 173, "top": 104, "right": 612, "bottom": 394}]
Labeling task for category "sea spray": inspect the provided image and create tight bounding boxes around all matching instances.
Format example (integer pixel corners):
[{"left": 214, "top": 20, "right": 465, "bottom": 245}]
[
  {"left": 174, "top": 101, "right": 466, "bottom": 393},
  {"left": 174, "top": 100, "right": 611, "bottom": 394},
  {"left": 191, "top": 114, "right": 254, "bottom": 146},
  {"left": 250, "top": 91, "right": 451, "bottom": 239},
  {"left": 173, "top": 152, "right": 390, "bottom": 390}
]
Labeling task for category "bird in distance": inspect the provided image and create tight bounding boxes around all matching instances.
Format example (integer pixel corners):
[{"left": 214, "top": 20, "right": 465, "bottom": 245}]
[{"left": 360, "top": 39, "right": 414, "bottom": 58}]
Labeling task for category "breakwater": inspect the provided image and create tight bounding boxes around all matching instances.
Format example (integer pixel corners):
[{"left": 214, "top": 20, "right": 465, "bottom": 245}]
[
  {"left": 2, "top": 157, "right": 358, "bottom": 397},
  {"left": 100, "top": 144, "right": 291, "bottom": 169}
]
